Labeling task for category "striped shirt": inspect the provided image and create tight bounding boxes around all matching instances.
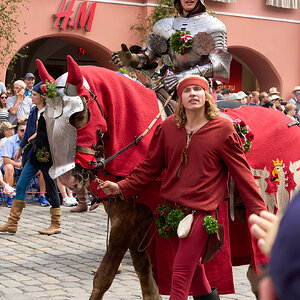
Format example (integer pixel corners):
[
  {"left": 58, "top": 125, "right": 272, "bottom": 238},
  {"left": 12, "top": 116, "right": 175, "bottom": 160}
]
[
  {"left": 0, "top": 109, "right": 9, "bottom": 122},
  {"left": 6, "top": 95, "right": 33, "bottom": 125}
]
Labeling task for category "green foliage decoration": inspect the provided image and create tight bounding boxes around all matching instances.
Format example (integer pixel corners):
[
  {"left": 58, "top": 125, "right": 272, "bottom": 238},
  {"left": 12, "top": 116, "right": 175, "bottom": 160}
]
[
  {"left": 155, "top": 205, "right": 185, "bottom": 239},
  {"left": 203, "top": 215, "right": 219, "bottom": 234}
]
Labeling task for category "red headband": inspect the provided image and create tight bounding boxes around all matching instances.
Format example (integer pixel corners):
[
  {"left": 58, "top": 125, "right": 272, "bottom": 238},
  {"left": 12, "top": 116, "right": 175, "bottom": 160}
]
[{"left": 177, "top": 77, "right": 209, "bottom": 97}]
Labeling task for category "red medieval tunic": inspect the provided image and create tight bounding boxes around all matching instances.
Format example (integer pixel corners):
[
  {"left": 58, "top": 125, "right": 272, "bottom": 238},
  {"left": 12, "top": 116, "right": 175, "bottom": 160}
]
[
  {"left": 119, "top": 115, "right": 266, "bottom": 216},
  {"left": 118, "top": 115, "right": 267, "bottom": 295}
]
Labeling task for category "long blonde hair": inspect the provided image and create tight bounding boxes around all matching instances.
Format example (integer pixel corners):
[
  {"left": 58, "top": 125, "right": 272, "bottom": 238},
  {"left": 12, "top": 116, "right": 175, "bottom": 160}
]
[{"left": 174, "top": 91, "right": 219, "bottom": 128}]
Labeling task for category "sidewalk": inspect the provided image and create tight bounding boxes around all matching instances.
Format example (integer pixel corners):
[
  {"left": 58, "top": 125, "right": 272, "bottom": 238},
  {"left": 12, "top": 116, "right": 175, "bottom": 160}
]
[{"left": 0, "top": 203, "right": 255, "bottom": 299}]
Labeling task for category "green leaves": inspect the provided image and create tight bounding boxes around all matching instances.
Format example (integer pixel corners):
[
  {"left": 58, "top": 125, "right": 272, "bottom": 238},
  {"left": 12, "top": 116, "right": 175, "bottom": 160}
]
[
  {"left": 0, "top": 0, "right": 29, "bottom": 68},
  {"left": 156, "top": 205, "right": 185, "bottom": 239},
  {"left": 203, "top": 215, "right": 219, "bottom": 234}
]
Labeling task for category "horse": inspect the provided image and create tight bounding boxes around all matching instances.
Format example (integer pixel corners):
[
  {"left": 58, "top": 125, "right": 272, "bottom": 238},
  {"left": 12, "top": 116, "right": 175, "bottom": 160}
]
[{"left": 37, "top": 55, "right": 300, "bottom": 299}]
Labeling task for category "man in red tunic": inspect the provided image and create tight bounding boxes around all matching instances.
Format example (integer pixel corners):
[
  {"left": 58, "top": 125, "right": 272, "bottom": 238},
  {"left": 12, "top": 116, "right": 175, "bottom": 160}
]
[{"left": 100, "top": 75, "right": 267, "bottom": 300}]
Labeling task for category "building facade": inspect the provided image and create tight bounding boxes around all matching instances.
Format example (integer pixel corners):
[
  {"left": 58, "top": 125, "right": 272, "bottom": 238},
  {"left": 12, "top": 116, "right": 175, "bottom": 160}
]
[{"left": 1, "top": 0, "right": 299, "bottom": 100}]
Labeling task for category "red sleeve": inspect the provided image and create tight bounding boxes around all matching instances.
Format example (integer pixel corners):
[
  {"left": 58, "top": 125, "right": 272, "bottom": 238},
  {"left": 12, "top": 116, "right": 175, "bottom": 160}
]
[
  {"left": 118, "top": 124, "right": 165, "bottom": 200},
  {"left": 220, "top": 130, "right": 267, "bottom": 215}
]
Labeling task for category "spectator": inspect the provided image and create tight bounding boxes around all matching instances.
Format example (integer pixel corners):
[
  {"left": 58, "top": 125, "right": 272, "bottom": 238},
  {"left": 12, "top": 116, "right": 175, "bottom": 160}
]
[
  {"left": 259, "top": 92, "right": 269, "bottom": 106},
  {"left": 228, "top": 93, "right": 240, "bottom": 102},
  {"left": 6, "top": 89, "right": 12, "bottom": 97},
  {"left": 270, "top": 95, "right": 284, "bottom": 112},
  {"left": 221, "top": 88, "right": 231, "bottom": 100},
  {"left": 245, "top": 91, "right": 253, "bottom": 105},
  {"left": 0, "top": 82, "right": 62, "bottom": 235},
  {"left": 237, "top": 91, "right": 247, "bottom": 104},
  {"left": 24, "top": 73, "right": 35, "bottom": 97},
  {"left": 0, "top": 122, "right": 16, "bottom": 163},
  {"left": 0, "top": 81, "right": 6, "bottom": 94},
  {"left": 284, "top": 103, "right": 297, "bottom": 121},
  {"left": 288, "top": 86, "right": 300, "bottom": 118},
  {"left": 7, "top": 80, "right": 33, "bottom": 125},
  {"left": 268, "top": 87, "right": 280, "bottom": 98},
  {"left": 249, "top": 193, "right": 300, "bottom": 300},
  {"left": 0, "top": 91, "right": 9, "bottom": 122},
  {"left": 262, "top": 101, "right": 276, "bottom": 110},
  {"left": 250, "top": 91, "right": 260, "bottom": 105},
  {"left": 1, "top": 122, "right": 26, "bottom": 207},
  {"left": 57, "top": 178, "right": 77, "bottom": 207}
]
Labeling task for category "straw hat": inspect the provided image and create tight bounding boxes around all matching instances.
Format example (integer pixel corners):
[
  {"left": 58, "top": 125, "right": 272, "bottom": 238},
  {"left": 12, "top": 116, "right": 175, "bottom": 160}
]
[
  {"left": 0, "top": 122, "right": 16, "bottom": 132},
  {"left": 292, "top": 86, "right": 300, "bottom": 94},
  {"left": 269, "top": 87, "right": 280, "bottom": 95}
]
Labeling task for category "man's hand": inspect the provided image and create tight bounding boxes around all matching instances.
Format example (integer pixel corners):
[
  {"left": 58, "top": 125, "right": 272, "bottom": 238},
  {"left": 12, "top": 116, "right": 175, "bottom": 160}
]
[
  {"left": 248, "top": 210, "right": 280, "bottom": 256},
  {"left": 111, "top": 44, "right": 140, "bottom": 68},
  {"left": 99, "top": 181, "right": 121, "bottom": 196},
  {"left": 14, "top": 147, "right": 22, "bottom": 162}
]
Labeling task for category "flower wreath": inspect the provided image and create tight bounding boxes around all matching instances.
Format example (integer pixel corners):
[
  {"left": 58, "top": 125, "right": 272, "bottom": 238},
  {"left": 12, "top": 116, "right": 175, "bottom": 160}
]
[
  {"left": 155, "top": 205, "right": 220, "bottom": 239},
  {"left": 36, "top": 147, "right": 51, "bottom": 163},
  {"left": 170, "top": 30, "right": 193, "bottom": 55},
  {"left": 233, "top": 119, "right": 254, "bottom": 152},
  {"left": 41, "top": 80, "right": 57, "bottom": 99},
  {"left": 155, "top": 205, "right": 185, "bottom": 239}
]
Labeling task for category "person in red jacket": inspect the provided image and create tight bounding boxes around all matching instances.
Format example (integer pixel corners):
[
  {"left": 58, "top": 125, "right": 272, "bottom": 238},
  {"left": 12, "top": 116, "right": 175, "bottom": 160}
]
[{"left": 100, "top": 74, "right": 267, "bottom": 300}]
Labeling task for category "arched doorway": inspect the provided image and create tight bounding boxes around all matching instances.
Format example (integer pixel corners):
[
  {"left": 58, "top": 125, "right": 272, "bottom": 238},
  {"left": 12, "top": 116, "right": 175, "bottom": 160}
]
[
  {"left": 227, "top": 46, "right": 281, "bottom": 94},
  {"left": 5, "top": 35, "right": 116, "bottom": 86}
]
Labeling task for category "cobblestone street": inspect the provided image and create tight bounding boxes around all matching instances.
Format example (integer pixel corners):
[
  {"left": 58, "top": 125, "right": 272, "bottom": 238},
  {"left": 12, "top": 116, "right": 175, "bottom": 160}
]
[{"left": 0, "top": 203, "right": 256, "bottom": 300}]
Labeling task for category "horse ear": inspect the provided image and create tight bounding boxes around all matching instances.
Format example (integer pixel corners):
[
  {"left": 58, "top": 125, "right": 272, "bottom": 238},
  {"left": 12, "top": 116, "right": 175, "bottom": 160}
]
[
  {"left": 36, "top": 59, "right": 55, "bottom": 84},
  {"left": 66, "top": 55, "right": 84, "bottom": 90}
]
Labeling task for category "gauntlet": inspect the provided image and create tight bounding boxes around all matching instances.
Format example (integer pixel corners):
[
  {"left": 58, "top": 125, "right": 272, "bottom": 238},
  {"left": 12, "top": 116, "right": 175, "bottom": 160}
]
[{"left": 111, "top": 43, "right": 140, "bottom": 68}]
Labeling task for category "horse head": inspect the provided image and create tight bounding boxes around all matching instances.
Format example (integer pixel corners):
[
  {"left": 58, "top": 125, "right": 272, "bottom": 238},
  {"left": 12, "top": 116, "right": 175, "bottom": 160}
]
[{"left": 37, "top": 56, "right": 108, "bottom": 189}]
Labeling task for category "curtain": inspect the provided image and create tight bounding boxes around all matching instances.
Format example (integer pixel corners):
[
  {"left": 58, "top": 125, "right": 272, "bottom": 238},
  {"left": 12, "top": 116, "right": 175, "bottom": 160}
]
[{"left": 266, "top": 0, "right": 300, "bottom": 9}]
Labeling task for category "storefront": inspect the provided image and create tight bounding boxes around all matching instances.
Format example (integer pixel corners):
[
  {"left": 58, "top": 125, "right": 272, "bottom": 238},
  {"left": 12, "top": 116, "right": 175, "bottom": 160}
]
[{"left": 1, "top": 0, "right": 299, "bottom": 100}]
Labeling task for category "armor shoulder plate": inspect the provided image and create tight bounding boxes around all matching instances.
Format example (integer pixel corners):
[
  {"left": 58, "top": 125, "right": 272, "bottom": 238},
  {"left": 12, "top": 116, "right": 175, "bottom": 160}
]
[{"left": 153, "top": 17, "right": 175, "bottom": 40}]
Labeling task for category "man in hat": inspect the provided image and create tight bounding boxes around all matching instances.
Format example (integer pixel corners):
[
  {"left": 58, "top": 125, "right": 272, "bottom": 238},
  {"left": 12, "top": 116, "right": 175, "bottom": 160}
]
[
  {"left": 24, "top": 73, "right": 35, "bottom": 97},
  {"left": 269, "top": 95, "right": 284, "bottom": 112},
  {"left": 111, "top": 0, "right": 231, "bottom": 99},
  {"left": 288, "top": 86, "right": 300, "bottom": 119},
  {"left": 268, "top": 87, "right": 280, "bottom": 97},
  {"left": 99, "top": 75, "right": 267, "bottom": 300}
]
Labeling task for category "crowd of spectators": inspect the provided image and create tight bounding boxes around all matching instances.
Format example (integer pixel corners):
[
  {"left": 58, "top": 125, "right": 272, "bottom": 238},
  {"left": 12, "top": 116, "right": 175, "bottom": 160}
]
[
  {"left": 0, "top": 74, "right": 78, "bottom": 208},
  {"left": 216, "top": 84, "right": 300, "bottom": 121}
]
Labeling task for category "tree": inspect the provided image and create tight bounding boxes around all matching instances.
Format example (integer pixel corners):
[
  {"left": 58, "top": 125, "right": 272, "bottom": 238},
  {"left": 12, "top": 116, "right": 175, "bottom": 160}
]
[
  {"left": 130, "top": 0, "right": 175, "bottom": 44},
  {"left": 0, "top": 0, "right": 29, "bottom": 68}
]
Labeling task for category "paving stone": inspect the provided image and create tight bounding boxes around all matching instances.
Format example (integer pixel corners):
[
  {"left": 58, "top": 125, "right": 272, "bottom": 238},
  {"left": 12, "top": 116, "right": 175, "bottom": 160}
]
[{"left": 0, "top": 204, "right": 256, "bottom": 299}]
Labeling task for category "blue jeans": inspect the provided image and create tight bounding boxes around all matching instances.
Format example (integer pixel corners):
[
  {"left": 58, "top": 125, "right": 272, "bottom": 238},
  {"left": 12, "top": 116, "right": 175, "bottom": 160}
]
[
  {"left": 16, "top": 160, "right": 39, "bottom": 201},
  {"left": 16, "top": 160, "right": 60, "bottom": 208}
]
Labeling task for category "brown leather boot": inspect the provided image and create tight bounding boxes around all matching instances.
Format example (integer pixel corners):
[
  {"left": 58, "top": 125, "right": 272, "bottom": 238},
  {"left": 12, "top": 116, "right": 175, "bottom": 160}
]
[
  {"left": 38, "top": 208, "right": 62, "bottom": 235},
  {"left": 70, "top": 197, "right": 88, "bottom": 212},
  {"left": 0, "top": 200, "right": 26, "bottom": 233}
]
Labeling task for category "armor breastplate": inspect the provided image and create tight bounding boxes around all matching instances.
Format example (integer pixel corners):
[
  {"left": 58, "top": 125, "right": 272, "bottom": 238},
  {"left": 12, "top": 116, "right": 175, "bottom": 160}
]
[{"left": 152, "top": 13, "right": 228, "bottom": 72}]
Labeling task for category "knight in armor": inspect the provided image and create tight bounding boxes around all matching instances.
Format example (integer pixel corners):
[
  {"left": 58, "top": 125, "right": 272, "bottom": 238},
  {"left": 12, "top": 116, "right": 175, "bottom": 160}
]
[{"left": 111, "top": 0, "right": 231, "bottom": 98}]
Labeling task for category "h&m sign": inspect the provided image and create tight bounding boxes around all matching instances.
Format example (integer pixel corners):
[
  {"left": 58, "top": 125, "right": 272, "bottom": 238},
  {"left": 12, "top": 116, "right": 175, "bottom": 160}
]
[{"left": 53, "top": 0, "right": 97, "bottom": 32}]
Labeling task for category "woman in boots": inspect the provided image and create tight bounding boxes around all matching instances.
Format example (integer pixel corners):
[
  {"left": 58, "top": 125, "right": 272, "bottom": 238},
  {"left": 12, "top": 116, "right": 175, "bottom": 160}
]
[{"left": 0, "top": 82, "right": 61, "bottom": 235}]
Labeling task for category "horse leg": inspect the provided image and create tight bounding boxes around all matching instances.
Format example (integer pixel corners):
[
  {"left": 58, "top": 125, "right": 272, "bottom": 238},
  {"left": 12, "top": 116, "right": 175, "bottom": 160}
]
[
  {"left": 130, "top": 249, "right": 162, "bottom": 300},
  {"left": 90, "top": 247, "right": 127, "bottom": 300},
  {"left": 90, "top": 203, "right": 129, "bottom": 300}
]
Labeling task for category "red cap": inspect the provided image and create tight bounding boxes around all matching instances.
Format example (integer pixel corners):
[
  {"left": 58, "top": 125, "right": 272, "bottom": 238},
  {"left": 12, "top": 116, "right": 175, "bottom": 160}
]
[{"left": 177, "top": 76, "right": 209, "bottom": 97}]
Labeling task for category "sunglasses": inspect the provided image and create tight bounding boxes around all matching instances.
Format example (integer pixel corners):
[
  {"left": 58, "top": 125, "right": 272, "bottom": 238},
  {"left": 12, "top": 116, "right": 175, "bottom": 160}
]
[
  {"left": 1, "top": 96, "right": 7, "bottom": 99},
  {"left": 18, "top": 129, "right": 25, "bottom": 132}
]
